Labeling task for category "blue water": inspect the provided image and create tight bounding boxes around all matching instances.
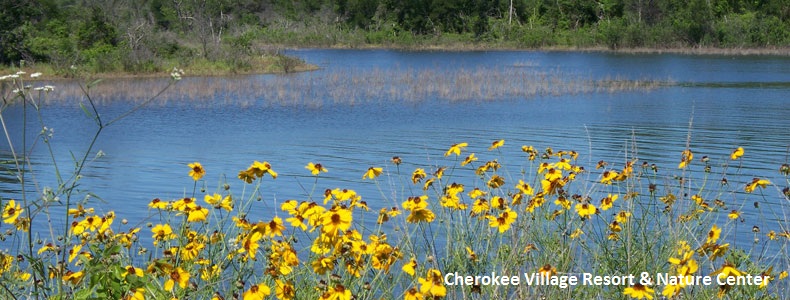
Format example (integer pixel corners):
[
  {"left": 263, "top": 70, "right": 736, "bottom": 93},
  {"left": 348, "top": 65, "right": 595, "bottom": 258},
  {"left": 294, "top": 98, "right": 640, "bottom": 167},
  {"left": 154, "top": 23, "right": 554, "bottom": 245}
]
[{"left": 1, "top": 50, "right": 789, "bottom": 252}]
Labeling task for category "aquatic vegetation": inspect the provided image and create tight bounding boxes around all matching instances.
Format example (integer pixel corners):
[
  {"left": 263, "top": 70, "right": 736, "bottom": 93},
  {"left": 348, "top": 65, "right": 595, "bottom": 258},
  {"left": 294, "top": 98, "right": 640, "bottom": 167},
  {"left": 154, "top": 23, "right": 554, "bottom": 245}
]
[
  {"left": 2, "top": 70, "right": 790, "bottom": 299},
  {"left": 32, "top": 66, "right": 665, "bottom": 108}
]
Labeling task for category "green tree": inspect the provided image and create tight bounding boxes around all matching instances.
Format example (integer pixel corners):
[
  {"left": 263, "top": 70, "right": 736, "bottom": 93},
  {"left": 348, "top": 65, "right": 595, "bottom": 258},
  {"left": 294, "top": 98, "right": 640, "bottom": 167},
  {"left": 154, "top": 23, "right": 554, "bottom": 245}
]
[{"left": 0, "top": 0, "right": 43, "bottom": 64}]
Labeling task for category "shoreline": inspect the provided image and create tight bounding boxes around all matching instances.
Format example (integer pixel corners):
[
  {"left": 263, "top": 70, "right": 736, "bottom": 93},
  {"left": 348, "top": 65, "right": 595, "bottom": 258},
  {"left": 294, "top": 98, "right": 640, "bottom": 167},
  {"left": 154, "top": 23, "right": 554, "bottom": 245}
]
[
  {"left": 0, "top": 55, "right": 321, "bottom": 81},
  {"left": 314, "top": 44, "right": 790, "bottom": 56},
  {"left": 4, "top": 45, "right": 788, "bottom": 81}
]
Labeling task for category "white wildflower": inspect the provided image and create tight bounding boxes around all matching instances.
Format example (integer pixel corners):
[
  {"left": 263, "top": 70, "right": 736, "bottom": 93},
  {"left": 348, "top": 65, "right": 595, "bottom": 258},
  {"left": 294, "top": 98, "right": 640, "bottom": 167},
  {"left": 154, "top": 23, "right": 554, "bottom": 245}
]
[
  {"left": 35, "top": 85, "right": 55, "bottom": 92},
  {"left": 170, "top": 67, "right": 184, "bottom": 81}
]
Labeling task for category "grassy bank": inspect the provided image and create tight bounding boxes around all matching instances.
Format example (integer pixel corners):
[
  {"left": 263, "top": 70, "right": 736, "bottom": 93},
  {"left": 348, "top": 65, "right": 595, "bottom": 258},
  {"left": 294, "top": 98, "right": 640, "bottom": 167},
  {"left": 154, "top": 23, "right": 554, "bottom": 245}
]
[{"left": 0, "top": 54, "right": 317, "bottom": 81}]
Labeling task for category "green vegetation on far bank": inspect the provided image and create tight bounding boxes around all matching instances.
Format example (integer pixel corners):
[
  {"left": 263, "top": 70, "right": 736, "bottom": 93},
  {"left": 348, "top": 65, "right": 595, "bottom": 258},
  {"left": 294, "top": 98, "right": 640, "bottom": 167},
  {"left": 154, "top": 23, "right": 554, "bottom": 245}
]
[
  {"left": 0, "top": 54, "right": 317, "bottom": 80},
  {"left": 1, "top": 0, "right": 789, "bottom": 78}
]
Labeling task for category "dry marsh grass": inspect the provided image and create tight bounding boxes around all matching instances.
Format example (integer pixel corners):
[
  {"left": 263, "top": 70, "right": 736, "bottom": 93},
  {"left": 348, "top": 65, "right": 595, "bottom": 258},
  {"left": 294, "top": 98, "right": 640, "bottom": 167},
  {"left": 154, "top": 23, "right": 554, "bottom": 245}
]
[{"left": 38, "top": 67, "right": 665, "bottom": 107}]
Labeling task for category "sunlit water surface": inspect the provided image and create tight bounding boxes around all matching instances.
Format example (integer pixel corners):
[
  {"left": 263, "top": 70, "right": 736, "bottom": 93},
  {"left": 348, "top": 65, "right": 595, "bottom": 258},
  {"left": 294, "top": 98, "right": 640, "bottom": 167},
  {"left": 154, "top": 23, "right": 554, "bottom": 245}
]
[{"left": 1, "top": 50, "right": 789, "bottom": 252}]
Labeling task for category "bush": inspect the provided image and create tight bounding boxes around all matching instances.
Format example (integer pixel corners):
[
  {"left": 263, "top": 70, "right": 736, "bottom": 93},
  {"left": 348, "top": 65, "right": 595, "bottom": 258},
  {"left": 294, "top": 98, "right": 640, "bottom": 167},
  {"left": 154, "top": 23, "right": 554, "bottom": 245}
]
[
  {"left": 80, "top": 44, "right": 121, "bottom": 73},
  {"left": 714, "top": 13, "right": 790, "bottom": 47}
]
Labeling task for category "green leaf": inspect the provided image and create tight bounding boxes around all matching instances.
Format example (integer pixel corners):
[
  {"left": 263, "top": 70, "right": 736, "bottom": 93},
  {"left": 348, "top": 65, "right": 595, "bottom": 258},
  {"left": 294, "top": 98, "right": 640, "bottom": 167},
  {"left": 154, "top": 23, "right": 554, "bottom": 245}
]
[
  {"left": 79, "top": 102, "right": 94, "bottom": 120},
  {"left": 88, "top": 192, "right": 107, "bottom": 204},
  {"left": 73, "top": 287, "right": 93, "bottom": 300},
  {"left": 95, "top": 291, "right": 108, "bottom": 299},
  {"left": 109, "top": 280, "right": 122, "bottom": 295},
  {"left": 105, "top": 245, "right": 122, "bottom": 256},
  {"left": 86, "top": 79, "right": 103, "bottom": 89}
]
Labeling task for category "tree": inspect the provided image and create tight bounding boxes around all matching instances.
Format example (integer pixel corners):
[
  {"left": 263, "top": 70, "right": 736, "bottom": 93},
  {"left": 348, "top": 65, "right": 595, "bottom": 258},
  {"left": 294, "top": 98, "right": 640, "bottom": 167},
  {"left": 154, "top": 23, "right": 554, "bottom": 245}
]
[{"left": 0, "top": 0, "right": 41, "bottom": 64}]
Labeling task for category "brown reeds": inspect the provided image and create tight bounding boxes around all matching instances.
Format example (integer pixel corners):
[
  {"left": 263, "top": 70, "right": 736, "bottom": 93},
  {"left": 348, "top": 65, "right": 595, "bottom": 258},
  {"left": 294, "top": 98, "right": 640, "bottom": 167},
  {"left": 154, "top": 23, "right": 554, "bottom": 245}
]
[{"left": 35, "top": 67, "right": 665, "bottom": 107}]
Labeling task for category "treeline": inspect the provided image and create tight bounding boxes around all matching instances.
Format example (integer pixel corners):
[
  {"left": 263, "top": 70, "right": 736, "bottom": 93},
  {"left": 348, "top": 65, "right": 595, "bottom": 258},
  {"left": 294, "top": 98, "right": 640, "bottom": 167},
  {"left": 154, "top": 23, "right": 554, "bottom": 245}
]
[
  {"left": 1, "top": 0, "right": 788, "bottom": 73},
  {"left": 335, "top": 0, "right": 790, "bottom": 48}
]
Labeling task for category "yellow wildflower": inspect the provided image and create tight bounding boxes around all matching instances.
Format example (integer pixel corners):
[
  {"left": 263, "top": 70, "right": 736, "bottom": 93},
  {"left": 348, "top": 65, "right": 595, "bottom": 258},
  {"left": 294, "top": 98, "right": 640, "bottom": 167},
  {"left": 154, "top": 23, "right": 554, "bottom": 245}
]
[
  {"left": 600, "top": 194, "right": 618, "bottom": 211},
  {"left": 411, "top": 168, "right": 426, "bottom": 183},
  {"left": 320, "top": 285, "right": 351, "bottom": 300},
  {"left": 62, "top": 270, "right": 84, "bottom": 285},
  {"left": 121, "top": 265, "right": 144, "bottom": 278},
  {"left": 730, "top": 147, "right": 744, "bottom": 160},
  {"left": 306, "top": 162, "right": 328, "bottom": 175},
  {"left": 188, "top": 162, "right": 205, "bottom": 181},
  {"left": 242, "top": 283, "right": 271, "bottom": 300},
  {"left": 2, "top": 200, "right": 23, "bottom": 224},
  {"left": 148, "top": 198, "right": 169, "bottom": 210},
  {"left": 321, "top": 208, "right": 352, "bottom": 236},
  {"left": 204, "top": 194, "right": 233, "bottom": 211},
  {"left": 444, "top": 142, "right": 468, "bottom": 157},
  {"left": 575, "top": 203, "right": 597, "bottom": 219},
  {"left": 418, "top": 269, "right": 446, "bottom": 297},
  {"left": 486, "top": 208, "right": 517, "bottom": 233},
  {"left": 461, "top": 153, "right": 477, "bottom": 166},
  {"left": 488, "top": 139, "right": 504, "bottom": 150},
  {"left": 707, "top": 224, "right": 721, "bottom": 244},
  {"left": 745, "top": 178, "right": 770, "bottom": 193},
  {"left": 623, "top": 283, "right": 655, "bottom": 299},
  {"left": 164, "top": 267, "right": 190, "bottom": 291},
  {"left": 275, "top": 279, "right": 295, "bottom": 300},
  {"left": 363, "top": 167, "right": 383, "bottom": 179},
  {"left": 678, "top": 150, "right": 693, "bottom": 169}
]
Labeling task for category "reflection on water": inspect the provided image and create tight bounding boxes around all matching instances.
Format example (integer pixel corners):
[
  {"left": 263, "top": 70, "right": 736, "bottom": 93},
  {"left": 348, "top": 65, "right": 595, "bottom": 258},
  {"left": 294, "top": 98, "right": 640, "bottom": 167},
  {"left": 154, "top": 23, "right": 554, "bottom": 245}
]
[
  {"left": 1, "top": 50, "right": 789, "bottom": 251},
  {"left": 0, "top": 151, "right": 21, "bottom": 194}
]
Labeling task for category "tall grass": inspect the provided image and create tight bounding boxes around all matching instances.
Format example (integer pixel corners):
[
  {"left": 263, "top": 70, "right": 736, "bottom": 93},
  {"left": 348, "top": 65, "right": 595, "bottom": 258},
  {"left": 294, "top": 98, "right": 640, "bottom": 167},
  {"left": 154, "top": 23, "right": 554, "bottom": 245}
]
[
  {"left": 36, "top": 67, "right": 664, "bottom": 108},
  {"left": 1, "top": 68, "right": 788, "bottom": 300}
]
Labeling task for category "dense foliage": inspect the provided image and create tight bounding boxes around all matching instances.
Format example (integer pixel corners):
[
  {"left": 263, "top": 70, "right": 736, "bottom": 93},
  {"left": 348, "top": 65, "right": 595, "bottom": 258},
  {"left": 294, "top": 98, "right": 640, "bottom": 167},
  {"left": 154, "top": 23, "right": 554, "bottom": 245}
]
[{"left": 1, "top": 0, "right": 788, "bottom": 72}]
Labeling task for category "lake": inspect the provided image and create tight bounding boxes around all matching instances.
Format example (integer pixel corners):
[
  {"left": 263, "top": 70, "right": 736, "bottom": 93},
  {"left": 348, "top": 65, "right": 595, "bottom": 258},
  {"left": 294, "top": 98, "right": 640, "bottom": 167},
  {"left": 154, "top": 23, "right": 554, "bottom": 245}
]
[{"left": 2, "top": 49, "right": 789, "bottom": 251}]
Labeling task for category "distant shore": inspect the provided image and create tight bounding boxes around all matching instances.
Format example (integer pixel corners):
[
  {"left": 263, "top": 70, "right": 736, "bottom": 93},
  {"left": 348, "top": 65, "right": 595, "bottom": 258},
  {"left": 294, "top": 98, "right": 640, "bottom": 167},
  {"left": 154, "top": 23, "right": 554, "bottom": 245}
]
[
  {"left": 4, "top": 45, "right": 787, "bottom": 81},
  {"left": 1, "top": 54, "right": 319, "bottom": 81},
  {"left": 313, "top": 44, "right": 790, "bottom": 56}
]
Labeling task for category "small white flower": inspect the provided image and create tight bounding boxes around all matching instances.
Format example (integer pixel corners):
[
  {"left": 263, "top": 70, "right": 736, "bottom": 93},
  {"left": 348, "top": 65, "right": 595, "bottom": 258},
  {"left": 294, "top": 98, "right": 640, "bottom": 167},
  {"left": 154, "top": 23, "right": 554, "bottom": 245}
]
[
  {"left": 42, "top": 187, "right": 56, "bottom": 202},
  {"left": 34, "top": 85, "right": 56, "bottom": 92},
  {"left": 227, "top": 238, "right": 239, "bottom": 252},
  {"left": 31, "top": 72, "right": 42, "bottom": 78},
  {"left": 15, "top": 71, "right": 26, "bottom": 75},
  {"left": 42, "top": 126, "right": 55, "bottom": 138},
  {"left": 170, "top": 67, "right": 184, "bottom": 81}
]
